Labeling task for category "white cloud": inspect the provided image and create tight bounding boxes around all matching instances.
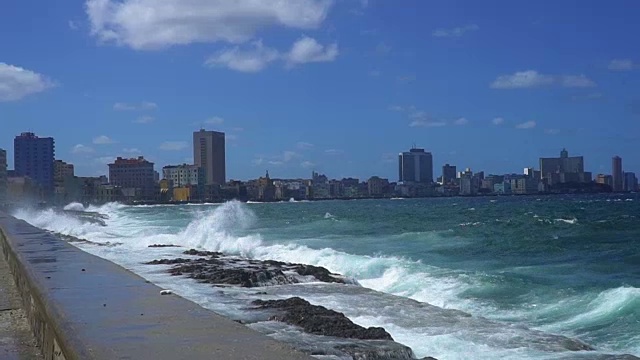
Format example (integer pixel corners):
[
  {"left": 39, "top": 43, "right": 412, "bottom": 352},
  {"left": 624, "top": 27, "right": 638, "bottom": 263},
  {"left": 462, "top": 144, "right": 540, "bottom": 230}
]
[
  {"left": 608, "top": 59, "right": 635, "bottom": 71},
  {"left": 515, "top": 120, "right": 536, "bottom": 129},
  {"left": 205, "top": 40, "right": 279, "bottom": 72},
  {"left": 159, "top": 141, "right": 188, "bottom": 151},
  {"left": 286, "top": 36, "right": 338, "bottom": 66},
  {"left": 432, "top": 24, "right": 479, "bottom": 38},
  {"left": 283, "top": 151, "right": 300, "bottom": 162},
  {"left": 113, "top": 101, "right": 157, "bottom": 111},
  {"left": 268, "top": 160, "right": 284, "bottom": 166},
  {"left": 123, "top": 148, "right": 141, "bottom": 154},
  {"left": 492, "top": 117, "right": 505, "bottom": 125},
  {"left": 85, "top": 0, "right": 333, "bottom": 50},
  {"left": 301, "top": 161, "right": 315, "bottom": 169},
  {"left": 491, "top": 70, "right": 596, "bottom": 89},
  {"left": 560, "top": 75, "right": 596, "bottom": 88},
  {"left": 375, "top": 42, "right": 391, "bottom": 55},
  {"left": 252, "top": 157, "right": 264, "bottom": 166},
  {"left": 134, "top": 115, "right": 154, "bottom": 124},
  {"left": 0, "top": 63, "right": 54, "bottom": 102},
  {"left": 205, "top": 116, "right": 224, "bottom": 125},
  {"left": 545, "top": 129, "right": 560, "bottom": 135},
  {"left": 324, "top": 149, "right": 344, "bottom": 155},
  {"left": 454, "top": 117, "right": 469, "bottom": 126},
  {"left": 93, "top": 135, "right": 115, "bottom": 144},
  {"left": 71, "top": 144, "right": 94, "bottom": 154},
  {"left": 68, "top": 20, "right": 79, "bottom": 30},
  {"left": 297, "top": 142, "right": 315, "bottom": 150},
  {"left": 410, "top": 120, "right": 447, "bottom": 127}
]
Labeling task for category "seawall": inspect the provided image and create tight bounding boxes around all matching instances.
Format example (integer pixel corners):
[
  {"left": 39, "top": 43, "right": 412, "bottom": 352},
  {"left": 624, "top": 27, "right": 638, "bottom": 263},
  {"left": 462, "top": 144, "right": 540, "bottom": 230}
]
[{"left": 0, "top": 212, "right": 311, "bottom": 360}]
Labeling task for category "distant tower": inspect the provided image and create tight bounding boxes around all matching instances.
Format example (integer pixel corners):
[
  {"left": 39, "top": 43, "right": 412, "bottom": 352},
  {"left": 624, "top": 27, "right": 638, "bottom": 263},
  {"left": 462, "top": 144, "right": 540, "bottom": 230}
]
[
  {"left": 612, "top": 156, "right": 623, "bottom": 192},
  {"left": 14, "top": 132, "right": 55, "bottom": 194},
  {"left": 193, "top": 129, "right": 226, "bottom": 185},
  {"left": 398, "top": 147, "right": 433, "bottom": 183},
  {"left": 560, "top": 148, "right": 568, "bottom": 158}
]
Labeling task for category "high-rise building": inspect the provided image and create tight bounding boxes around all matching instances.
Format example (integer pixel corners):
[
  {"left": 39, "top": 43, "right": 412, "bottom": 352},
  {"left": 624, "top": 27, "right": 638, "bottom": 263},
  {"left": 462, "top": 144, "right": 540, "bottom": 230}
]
[
  {"left": 14, "top": 132, "right": 55, "bottom": 193},
  {"left": 162, "top": 164, "right": 205, "bottom": 188},
  {"left": 53, "top": 160, "right": 75, "bottom": 203},
  {"left": 539, "top": 148, "right": 586, "bottom": 184},
  {"left": 612, "top": 156, "right": 623, "bottom": 192},
  {"left": 193, "top": 129, "right": 226, "bottom": 185},
  {"left": 0, "top": 149, "right": 7, "bottom": 204},
  {"left": 108, "top": 157, "right": 155, "bottom": 198},
  {"left": 398, "top": 148, "right": 433, "bottom": 183},
  {"left": 623, "top": 172, "right": 638, "bottom": 192},
  {"left": 442, "top": 164, "right": 457, "bottom": 184}
]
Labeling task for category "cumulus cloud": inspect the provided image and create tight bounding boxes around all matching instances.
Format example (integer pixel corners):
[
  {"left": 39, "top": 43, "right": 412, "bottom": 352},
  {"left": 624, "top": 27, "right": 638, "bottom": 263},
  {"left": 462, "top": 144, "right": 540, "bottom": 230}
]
[
  {"left": 608, "top": 59, "right": 635, "bottom": 71},
  {"left": 71, "top": 144, "right": 95, "bottom": 154},
  {"left": 0, "top": 63, "right": 54, "bottom": 102},
  {"left": 113, "top": 101, "right": 157, "bottom": 111},
  {"left": 432, "top": 24, "right": 479, "bottom": 38},
  {"left": 159, "top": 141, "right": 188, "bottom": 151},
  {"left": 205, "top": 116, "right": 225, "bottom": 125},
  {"left": 454, "top": 117, "right": 469, "bottom": 126},
  {"left": 410, "top": 120, "right": 447, "bottom": 128},
  {"left": 123, "top": 148, "right": 141, "bottom": 154},
  {"left": 324, "top": 149, "right": 344, "bottom": 156},
  {"left": 205, "top": 40, "right": 280, "bottom": 72},
  {"left": 490, "top": 70, "right": 596, "bottom": 89},
  {"left": 297, "top": 142, "right": 315, "bottom": 150},
  {"left": 85, "top": 0, "right": 333, "bottom": 50},
  {"left": 515, "top": 120, "right": 536, "bottom": 129},
  {"left": 134, "top": 115, "right": 154, "bottom": 124},
  {"left": 492, "top": 117, "right": 505, "bottom": 125},
  {"left": 286, "top": 36, "right": 338, "bottom": 66},
  {"left": 301, "top": 161, "right": 315, "bottom": 169},
  {"left": 93, "top": 135, "right": 115, "bottom": 144},
  {"left": 283, "top": 151, "right": 300, "bottom": 162}
]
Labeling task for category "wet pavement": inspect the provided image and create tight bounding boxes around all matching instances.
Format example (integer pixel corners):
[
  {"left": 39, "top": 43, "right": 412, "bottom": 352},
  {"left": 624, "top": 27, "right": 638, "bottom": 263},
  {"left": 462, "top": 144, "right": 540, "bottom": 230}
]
[{"left": 0, "top": 251, "right": 42, "bottom": 360}]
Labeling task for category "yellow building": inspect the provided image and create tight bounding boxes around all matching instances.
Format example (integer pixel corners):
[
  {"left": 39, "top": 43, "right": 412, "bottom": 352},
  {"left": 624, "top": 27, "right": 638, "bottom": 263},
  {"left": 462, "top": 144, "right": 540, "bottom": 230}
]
[{"left": 173, "top": 187, "right": 191, "bottom": 202}]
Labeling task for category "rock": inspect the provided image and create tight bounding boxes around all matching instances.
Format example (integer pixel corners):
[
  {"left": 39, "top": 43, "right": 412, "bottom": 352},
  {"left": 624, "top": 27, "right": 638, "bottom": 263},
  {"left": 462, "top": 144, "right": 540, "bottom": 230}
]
[
  {"left": 252, "top": 297, "right": 393, "bottom": 341},
  {"left": 182, "top": 249, "right": 223, "bottom": 257},
  {"left": 160, "top": 290, "right": 172, "bottom": 295},
  {"left": 148, "top": 244, "right": 181, "bottom": 248},
  {"left": 145, "top": 249, "right": 349, "bottom": 287}
]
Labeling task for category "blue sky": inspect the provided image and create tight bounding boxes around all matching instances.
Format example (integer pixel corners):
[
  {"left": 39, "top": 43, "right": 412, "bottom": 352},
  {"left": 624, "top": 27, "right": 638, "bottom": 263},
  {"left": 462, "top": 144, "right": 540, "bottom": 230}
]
[{"left": 1, "top": 0, "right": 639, "bottom": 180}]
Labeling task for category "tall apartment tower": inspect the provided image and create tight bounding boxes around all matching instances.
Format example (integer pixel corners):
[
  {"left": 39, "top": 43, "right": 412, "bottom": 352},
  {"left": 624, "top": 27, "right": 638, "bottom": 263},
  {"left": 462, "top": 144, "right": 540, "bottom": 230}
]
[
  {"left": 0, "top": 149, "right": 7, "bottom": 204},
  {"left": 442, "top": 164, "right": 457, "bottom": 184},
  {"left": 193, "top": 129, "right": 226, "bottom": 185},
  {"left": 398, "top": 148, "right": 433, "bottom": 183},
  {"left": 612, "top": 156, "right": 623, "bottom": 192},
  {"left": 14, "top": 132, "right": 55, "bottom": 193}
]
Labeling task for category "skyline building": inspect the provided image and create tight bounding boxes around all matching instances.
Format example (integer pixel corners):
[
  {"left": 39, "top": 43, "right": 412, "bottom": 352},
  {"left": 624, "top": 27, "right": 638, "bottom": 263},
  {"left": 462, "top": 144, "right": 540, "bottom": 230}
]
[
  {"left": 398, "top": 148, "right": 433, "bottom": 183},
  {"left": 539, "top": 148, "right": 587, "bottom": 185},
  {"left": 612, "top": 156, "right": 623, "bottom": 192},
  {"left": 442, "top": 164, "right": 457, "bottom": 185},
  {"left": 162, "top": 164, "right": 205, "bottom": 188},
  {"left": 14, "top": 132, "right": 55, "bottom": 193},
  {"left": 0, "top": 149, "right": 7, "bottom": 204},
  {"left": 193, "top": 129, "right": 226, "bottom": 185},
  {"left": 108, "top": 156, "right": 155, "bottom": 198}
]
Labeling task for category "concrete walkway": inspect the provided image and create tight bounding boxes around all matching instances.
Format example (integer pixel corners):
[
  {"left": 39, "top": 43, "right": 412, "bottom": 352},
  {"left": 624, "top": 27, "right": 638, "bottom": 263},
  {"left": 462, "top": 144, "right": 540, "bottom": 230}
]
[{"left": 0, "top": 253, "right": 42, "bottom": 360}]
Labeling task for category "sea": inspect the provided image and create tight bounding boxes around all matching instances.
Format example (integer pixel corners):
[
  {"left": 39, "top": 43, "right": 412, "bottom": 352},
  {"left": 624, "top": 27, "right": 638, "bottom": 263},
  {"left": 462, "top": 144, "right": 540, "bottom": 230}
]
[{"left": 14, "top": 194, "right": 640, "bottom": 360}]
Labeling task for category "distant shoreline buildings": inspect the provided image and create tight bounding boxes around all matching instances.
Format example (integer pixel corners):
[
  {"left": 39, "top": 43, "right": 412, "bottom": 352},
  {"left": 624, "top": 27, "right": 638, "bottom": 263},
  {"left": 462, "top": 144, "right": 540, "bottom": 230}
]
[{"left": 0, "top": 130, "right": 637, "bottom": 207}]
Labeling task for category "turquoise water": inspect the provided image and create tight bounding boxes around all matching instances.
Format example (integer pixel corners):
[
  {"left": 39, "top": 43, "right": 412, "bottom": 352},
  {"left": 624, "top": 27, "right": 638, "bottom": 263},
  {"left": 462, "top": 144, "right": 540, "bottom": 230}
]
[{"left": 16, "top": 194, "right": 640, "bottom": 359}]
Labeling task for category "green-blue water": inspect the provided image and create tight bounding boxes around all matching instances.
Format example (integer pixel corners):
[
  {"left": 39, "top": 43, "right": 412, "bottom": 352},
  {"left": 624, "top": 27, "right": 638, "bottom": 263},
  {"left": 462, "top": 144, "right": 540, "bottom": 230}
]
[{"left": 17, "top": 194, "right": 640, "bottom": 359}]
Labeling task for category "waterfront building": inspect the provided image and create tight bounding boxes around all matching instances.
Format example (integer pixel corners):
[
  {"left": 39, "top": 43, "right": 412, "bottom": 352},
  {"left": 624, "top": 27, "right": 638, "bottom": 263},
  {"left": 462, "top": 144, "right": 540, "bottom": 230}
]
[
  {"left": 53, "top": 160, "right": 74, "bottom": 203},
  {"left": 14, "top": 132, "right": 55, "bottom": 194},
  {"left": 596, "top": 174, "right": 613, "bottom": 188},
  {"left": 0, "top": 149, "right": 7, "bottom": 204},
  {"left": 459, "top": 168, "right": 478, "bottom": 196},
  {"left": 493, "top": 181, "right": 512, "bottom": 195},
  {"left": 612, "top": 156, "right": 623, "bottom": 192},
  {"left": 162, "top": 164, "right": 204, "bottom": 188},
  {"left": 442, "top": 164, "right": 457, "bottom": 185},
  {"left": 193, "top": 129, "right": 226, "bottom": 185},
  {"left": 367, "top": 176, "right": 390, "bottom": 197},
  {"left": 398, "top": 148, "right": 433, "bottom": 183},
  {"left": 108, "top": 157, "right": 155, "bottom": 200},
  {"left": 539, "top": 148, "right": 587, "bottom": 185},
  {"left": 623, "top": 172, "right": 638, "bottom": 192}
]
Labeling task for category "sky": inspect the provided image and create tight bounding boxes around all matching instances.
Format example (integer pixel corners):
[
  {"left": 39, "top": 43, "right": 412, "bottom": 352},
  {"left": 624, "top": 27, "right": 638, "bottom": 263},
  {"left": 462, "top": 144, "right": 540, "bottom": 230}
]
[{"left": 1, "top": 0, "right": 639, "bottom": 181}]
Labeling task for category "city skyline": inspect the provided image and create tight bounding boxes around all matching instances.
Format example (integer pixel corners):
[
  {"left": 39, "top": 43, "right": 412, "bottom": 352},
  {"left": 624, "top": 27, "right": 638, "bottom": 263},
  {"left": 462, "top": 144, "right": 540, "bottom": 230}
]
[{"left": 1, "top": 1, "right": 640, "bottom": 180}]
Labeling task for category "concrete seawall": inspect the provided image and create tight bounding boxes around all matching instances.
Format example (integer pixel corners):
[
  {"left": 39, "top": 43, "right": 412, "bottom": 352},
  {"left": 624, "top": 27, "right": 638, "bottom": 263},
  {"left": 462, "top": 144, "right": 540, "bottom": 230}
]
[{"left": 0, "top": 213, "right": 312, "bottom": 360}]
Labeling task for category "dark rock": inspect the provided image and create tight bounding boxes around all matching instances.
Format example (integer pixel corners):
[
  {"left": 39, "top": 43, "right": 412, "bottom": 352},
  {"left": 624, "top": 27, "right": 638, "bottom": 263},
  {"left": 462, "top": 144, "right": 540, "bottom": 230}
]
[
  {"left": 145, "top": 250, "right": 349, "bottom": 287},
  {"left": 252, "top": 297, "right": 393, "bottom": 341},
  {"left": 148, "top": 244, "right": 181, "bottom": 248},
  {"left": 335, "top": 343, "right": 417, "bottom": 360},
  {"left": 182, "top": 249, "right": 223, "bottom": 257},
  {"left": 145, "top": 258, "right": 194, "bottom": 265}
]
